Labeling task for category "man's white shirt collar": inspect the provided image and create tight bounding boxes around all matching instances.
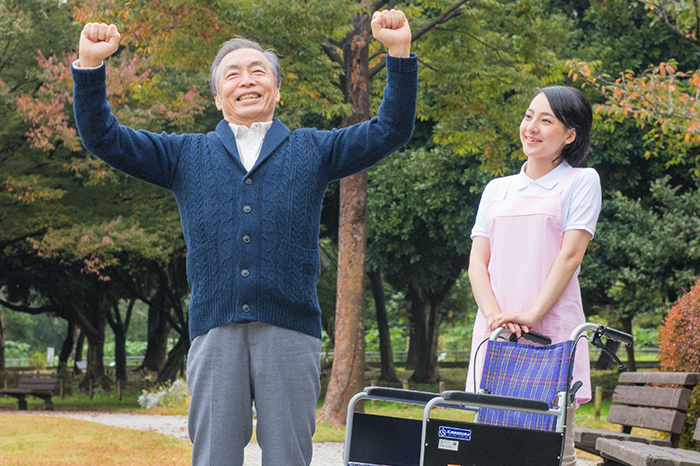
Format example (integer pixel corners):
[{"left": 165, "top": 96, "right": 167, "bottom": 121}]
[
  {"left": 228, "top": 121, "right": 273, "bottom": 172},
  {"left": 229, "top": 121, "right": 273, "bottom": 138}
]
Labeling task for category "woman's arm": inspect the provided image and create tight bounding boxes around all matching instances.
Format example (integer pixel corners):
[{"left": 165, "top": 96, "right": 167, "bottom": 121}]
[{"left": 491, "top": 228, "right": 592, "bottom": 336}]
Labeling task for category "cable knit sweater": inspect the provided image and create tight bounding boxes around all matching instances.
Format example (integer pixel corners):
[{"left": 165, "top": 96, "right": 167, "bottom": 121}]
[{"left": 72, "top": 54, "right": 418, "bottom": 341}]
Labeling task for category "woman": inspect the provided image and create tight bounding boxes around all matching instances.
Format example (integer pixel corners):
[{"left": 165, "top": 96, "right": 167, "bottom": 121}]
[{"left": 466, "top": 86, "right": 601, "bottom": 466}]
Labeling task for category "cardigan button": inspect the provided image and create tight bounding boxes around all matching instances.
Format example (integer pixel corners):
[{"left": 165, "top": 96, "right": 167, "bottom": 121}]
[
  {"left": 243, "top": 205, "right": 252, "bottom": 213},
  {"left": 242, "top": 304, "right": 250, "bottom": 313},
  {"left": 242, "top": 235, "right": 251, "bottom": 243},
  {"left": 245, "top": 178, "right": 253, "bottom": 185},
  {"left": 241, "top": 269, "right": 250, "bottom": 278}
]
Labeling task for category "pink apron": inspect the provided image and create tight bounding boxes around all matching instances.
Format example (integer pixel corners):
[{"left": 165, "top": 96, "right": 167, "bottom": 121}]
[{"left": 466, "top": 168, "right": 591, "bottom": 404}]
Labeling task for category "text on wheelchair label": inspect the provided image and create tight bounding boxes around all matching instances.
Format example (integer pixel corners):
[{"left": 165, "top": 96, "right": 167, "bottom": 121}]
[
  {"left": 438, "top": 439, "right": 460, "bottom": 451},
  {"left": 438, "top": 426, "right": 472, "bottom": 441}
]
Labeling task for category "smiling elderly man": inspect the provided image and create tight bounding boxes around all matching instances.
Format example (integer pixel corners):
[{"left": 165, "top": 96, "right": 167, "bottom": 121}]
[{"left": 72, "top": 10, "right": 417, "bottom": 466}]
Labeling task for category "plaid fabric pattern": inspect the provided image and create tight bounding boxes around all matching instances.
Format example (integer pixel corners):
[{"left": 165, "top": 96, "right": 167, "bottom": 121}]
[{"left": 478, "top": 339, "right": 574, "bottom": 431}]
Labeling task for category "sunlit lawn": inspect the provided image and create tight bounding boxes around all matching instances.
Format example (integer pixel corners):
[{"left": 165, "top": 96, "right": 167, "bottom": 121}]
[{"left": 0, "top": 413, "right": 192, "bottom": 465}]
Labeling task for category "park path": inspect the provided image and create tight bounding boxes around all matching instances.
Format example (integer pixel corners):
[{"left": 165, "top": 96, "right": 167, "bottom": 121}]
[{"left": 10, "top": 410, "right": 599, "bottom": 465}]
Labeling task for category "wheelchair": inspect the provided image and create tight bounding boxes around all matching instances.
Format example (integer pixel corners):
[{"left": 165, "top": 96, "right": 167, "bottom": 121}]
[{"left": 344, "top": 323, "right": 632, "bottom": 466}]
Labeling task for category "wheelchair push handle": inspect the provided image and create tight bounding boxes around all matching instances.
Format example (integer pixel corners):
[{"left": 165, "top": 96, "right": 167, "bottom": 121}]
[
  {"left": 599, "top": 325, "right": 634, "bottom": 347},
  {"left": 508, "top": 330, "right": 552, "bottom": 346}
]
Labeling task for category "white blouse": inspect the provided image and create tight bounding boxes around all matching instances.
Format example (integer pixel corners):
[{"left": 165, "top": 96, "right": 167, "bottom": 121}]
[{"left": 471, "top": 161, "right": 602, "bottom": 239}]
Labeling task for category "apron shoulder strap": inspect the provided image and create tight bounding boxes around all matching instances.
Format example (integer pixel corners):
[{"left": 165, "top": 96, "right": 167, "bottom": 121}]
[
  {"left": 553, "top": 167, "right": 581, "bottom": 194},
  {"left": 494, "top": 175, "right": 516, "bottom": 200}
]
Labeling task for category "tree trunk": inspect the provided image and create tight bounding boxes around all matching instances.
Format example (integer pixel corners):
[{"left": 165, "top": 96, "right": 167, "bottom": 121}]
[
  {"left": 140, "top": 290, "right": 170, "bottom": 373},
  {"left": 621, "top": 316, "right": 636, "bottom": 372},
  {"left": 74, "top": 329, "right": 85, "bottom": 374},
  {"left": 406, "top": 287, "right": 426, "bottom": 372},
  {"left": 318, "top": 11, "right": 371, "bottom": 427},
  {"left": 58, "top": 320, "right": 75, "bottom": 376},
  {"left": 83, "top": 327, "right": 107, "bottom": 390},
  {"left": 0, "top": 307, "right": 5, "bottom": 373},
  {"left": 411, "top": 294, "right": 442, "bottom": 384},
  {"left": 112, "top": 321, "right": 128, "bottom": 382},
  {"left": 157, "top": 334, "right": 190, "bottom": 383},
  {"left": 368, "top": 268, "right": 399, "bottom": 384},
  {"left": 106, "top": 300, "right": 134, "bottom": 383},
  {"left": 79, "top": 284, "right": 109, "bottom": 391}
]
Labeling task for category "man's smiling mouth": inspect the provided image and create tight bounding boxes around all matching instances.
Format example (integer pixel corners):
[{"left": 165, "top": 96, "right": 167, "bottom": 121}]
[{"left": 238, "top": 93, "right": 261, "bottom": 101}]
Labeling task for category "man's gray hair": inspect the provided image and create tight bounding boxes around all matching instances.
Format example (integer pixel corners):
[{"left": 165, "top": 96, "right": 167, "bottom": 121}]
[{"left": 209, "top": 38, "right": 281, "bottom": 95}]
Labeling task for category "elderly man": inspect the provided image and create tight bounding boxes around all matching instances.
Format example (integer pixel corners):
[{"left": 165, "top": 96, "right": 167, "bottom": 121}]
[{"left": 72, "top": 10, "right": 416, "bottom": 466}]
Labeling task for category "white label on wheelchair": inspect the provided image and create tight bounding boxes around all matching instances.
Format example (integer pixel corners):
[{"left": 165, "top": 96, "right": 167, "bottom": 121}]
[
  {"left": 438, "top": 426, "right": 472, "bottom": 441},
  {"left": 438, "top": 439, "right": 459, "bottom": 451}
]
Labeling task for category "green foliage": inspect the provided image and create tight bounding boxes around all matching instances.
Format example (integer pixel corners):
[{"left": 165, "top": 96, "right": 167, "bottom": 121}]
[
  {"left": 367, "top": 145, "right": 478, "bottom": 293},
  {"left": 632, "top": 326, "right": 658, "bottom": 349},
  {"left": 28, "top": 351, "right": 47, "bottom": 370},
  {"left": 365, "top": 326, "right": 407, "bottom": 353},
  {"left": 581, "top": 177, "right": 700, "bottom": 320},
  {"left": 415, "top": 0, "right": 578, "bottom": 174},
  {"left": 4, "top": 341, "right": 31, "bottom": 359}
]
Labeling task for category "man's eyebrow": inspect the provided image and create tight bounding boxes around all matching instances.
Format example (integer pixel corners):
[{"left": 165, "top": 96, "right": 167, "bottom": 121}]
[{"left": 221, "top": 61, "right": 268, "bottom": 73}]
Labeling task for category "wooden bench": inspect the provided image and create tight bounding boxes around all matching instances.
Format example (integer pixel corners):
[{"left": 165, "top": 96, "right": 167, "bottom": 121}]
[
  {"left": 574, "top": 372, "right": 700, "bottom": 457},
  {"left": 0, "top": 373, "right": 59, "bottom": 410},
  {"left": 596, "top": 418, "right": 700, "bottom": 466}
]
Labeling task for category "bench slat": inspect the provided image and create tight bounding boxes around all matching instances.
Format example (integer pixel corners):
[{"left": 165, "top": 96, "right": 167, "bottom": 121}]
[
  {"left": 695, "top": 420, "right": 700, "bottom": 442},
  {"left": 597, "top": 438, "right": 700, "bottom": 466},
  {"left": 612, "top": 386, "right": 692, "bottom": 410},
  {"left": 618, "top": 372, "right": 700, "bottom": 386},
  {"left": 19, "top": 382, "right": 58, "bottom": 390},
  {"left": 574, "top": 427, "right": 671, "bottom": 453},
  {"left": 607, "top": 405, "right": 685, "bottom": 434}
]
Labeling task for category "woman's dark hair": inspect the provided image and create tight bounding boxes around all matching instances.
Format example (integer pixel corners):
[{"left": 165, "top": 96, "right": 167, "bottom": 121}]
[{"left": 538, "top": 86, "right": 593, "bottom": 167}]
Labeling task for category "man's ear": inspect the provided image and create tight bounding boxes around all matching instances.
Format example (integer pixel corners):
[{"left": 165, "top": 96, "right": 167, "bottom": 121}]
[
  {"left": 214, "top": 93, "right": 223, "bottom": 111},
  {"left": 275, "top": 86, "right": 281, "bottom": 103}
]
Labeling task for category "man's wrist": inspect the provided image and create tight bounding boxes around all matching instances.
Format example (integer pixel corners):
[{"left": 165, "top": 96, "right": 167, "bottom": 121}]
[
  {"left": 387, "top": 44, "right": 411, "bottom": 58},
  {"left": 77, "top": 57, "right": 104, "bottom": 69}
]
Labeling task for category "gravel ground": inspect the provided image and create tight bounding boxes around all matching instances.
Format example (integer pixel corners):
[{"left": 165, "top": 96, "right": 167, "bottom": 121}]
[{"left": 9, "top": 410, "right": 599, "bottom": 465}]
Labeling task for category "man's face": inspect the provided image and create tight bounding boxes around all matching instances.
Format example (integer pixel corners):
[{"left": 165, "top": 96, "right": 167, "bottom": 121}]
[{"left": 214, "top": 48, "right": 280, "bottom": 127}]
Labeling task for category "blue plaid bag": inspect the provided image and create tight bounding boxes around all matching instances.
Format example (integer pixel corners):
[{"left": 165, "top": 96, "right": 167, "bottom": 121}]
[{"left": 478, "top": 338, "right": 574, "bottom": 431}]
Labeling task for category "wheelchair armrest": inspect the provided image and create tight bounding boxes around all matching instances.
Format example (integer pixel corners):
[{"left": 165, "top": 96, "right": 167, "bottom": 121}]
[
  {"left": 363, "top": 386, "right": 441, "bottom": 405},
  {"left": 440, "top": 390, "right": 551, "bottom": 412}
]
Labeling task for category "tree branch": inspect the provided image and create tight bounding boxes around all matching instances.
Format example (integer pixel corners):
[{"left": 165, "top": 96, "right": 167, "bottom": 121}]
[
  {"left": 0, "top": 298, "right": 59, "bottom": 315},
  {"left": 322, "top": 41, "right": 344, "bottom": 67},
  {"left": 638, "top": 0, "right": 700, "bottom": 49},
  {"left": 370, "top": 0, "right": 393, "bottom": 15},
  {"left": 0, "top": 228, "right": 49, "bottom": 250}
]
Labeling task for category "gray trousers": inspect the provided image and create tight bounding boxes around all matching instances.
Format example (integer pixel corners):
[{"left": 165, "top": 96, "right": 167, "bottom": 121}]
[{"left": 187, "top": 321, "right": 322, "bottom": 466}]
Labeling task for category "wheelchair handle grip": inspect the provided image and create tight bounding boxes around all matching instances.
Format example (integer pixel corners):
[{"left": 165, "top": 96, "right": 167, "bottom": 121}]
[
  {"left": 600, "top": 326, "right": 633, "bottom": 347},
  {"left": 508, "top": 330, "right": 552, "bottom": 345}
]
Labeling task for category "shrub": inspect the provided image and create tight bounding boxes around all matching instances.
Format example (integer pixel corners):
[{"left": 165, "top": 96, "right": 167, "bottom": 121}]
[
  {"left": 659, "top": 278, "right": 700, "bottom": 372},
  {"left": 138, "top": 379, "right": 189, "bottom": 410},
  {"left": 658, "top": 277, "right": 700, "bottom": 450},
  {"left": 29, "top": 351, "right": 47, "bottom": 370}
]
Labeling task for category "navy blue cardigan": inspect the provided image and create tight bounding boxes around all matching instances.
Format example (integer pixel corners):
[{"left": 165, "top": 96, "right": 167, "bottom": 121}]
[{"left": 72, "top": 54, "right": 418, "bottom": 341}]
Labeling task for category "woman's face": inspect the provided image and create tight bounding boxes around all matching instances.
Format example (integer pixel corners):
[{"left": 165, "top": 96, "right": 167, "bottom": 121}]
[{"left": 520, "top": 93, "right": 576, "bottom": 164}]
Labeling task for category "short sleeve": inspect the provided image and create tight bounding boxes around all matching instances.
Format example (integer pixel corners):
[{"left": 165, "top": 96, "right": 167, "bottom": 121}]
[
  {"left": 562, "top": 168, "right": 602, "bottom": 238},
  {"left": 471, "top": 178, "right": 501, "bottom": 239}
]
